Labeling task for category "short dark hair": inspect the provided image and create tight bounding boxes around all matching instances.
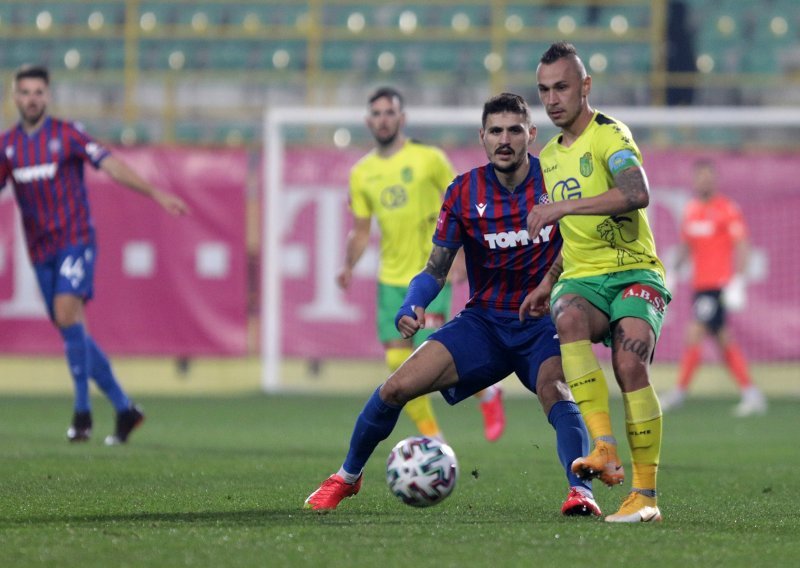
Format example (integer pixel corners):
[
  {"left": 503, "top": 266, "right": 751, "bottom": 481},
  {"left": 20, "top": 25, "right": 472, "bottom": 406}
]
[
  {"left": 14, "top": 64, "right": 49, "bottom": 84},
  {"left": 540, "top": 41, "right": 579, "bottom": 65},
  {"left": 482, "top": 92, "right": 531, "bottom": 127},
  {"left": 368, "top": 86, "right": 404, "bottom": 109}
]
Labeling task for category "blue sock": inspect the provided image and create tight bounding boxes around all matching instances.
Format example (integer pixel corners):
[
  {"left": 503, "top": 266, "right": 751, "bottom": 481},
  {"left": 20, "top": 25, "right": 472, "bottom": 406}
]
[
  {"left": 342, "top": 387, "right": 403, "bottom": 476},
  {"left": 548, "top": 400, "right": 591, "bottom": 491},
  {"left": 60, "top": 323, "right": 90, "bottom": 413},
  {"left": 87, "top": 336, "right": 130, "bottom": 412}
]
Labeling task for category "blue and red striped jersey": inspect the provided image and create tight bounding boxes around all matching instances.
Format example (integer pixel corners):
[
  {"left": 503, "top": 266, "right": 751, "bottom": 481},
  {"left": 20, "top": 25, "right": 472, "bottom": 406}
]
[
  {"left": 0, "top": 116, "right": 110, "bottom": 263},
  {"left": 433, "top": 154, "right": 562, "bottom": 315}
]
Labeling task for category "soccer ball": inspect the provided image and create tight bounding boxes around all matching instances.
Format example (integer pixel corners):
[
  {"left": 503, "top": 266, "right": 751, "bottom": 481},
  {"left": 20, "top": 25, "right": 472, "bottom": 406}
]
[{"left": 386, "top": 436, "right": 459, "bottom": 507}]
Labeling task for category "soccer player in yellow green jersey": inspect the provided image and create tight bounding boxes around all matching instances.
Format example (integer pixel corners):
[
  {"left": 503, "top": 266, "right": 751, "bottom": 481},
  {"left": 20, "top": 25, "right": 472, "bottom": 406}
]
[
  {"left": 520, "top": 42, "right": 669, "bottom": 523},
  {"left": 338, "top": 87, "right": 505, "bottom": 443}
]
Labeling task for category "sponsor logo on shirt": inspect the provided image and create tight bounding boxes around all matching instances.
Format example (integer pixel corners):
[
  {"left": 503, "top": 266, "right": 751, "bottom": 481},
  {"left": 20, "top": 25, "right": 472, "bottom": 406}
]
[
  {"left": 380, "top": 185, "right": 407, "bottom": 209},
  {"left": 12, "top": 163, "right": 58, "bottom": 183},
  {"left": 483, "top": 225, "right": 554, "bottom": 249}
]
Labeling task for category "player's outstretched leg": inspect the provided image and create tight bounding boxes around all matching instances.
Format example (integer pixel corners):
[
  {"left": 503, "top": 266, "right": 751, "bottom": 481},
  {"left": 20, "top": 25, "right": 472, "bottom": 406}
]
[
  {"left": 305, "top": 386, "right": 402, "bottom": 511},
  {"left": 561, "top": 340, "right": 625, "bottom": 487},
  {"left": 477, "top": 385, "right": 505, "bottom": 442}
]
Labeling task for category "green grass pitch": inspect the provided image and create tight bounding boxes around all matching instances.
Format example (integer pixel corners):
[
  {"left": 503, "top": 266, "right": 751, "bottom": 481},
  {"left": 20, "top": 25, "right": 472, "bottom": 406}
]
[{"left": 1, "top": 394, "right": 797, "bottom": 567}]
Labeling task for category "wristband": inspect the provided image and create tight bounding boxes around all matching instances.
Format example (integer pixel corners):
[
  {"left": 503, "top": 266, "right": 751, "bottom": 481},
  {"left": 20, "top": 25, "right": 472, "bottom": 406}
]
[{"left": 394, "top": 272, "right": 441, "bottom": 330}]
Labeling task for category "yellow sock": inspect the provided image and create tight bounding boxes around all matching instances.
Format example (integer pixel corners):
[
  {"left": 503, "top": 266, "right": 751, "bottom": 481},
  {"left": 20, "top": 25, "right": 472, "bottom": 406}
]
[
  {"left": 404, "top": 396, "right": 440, "bottom": 438},
  {"left": 623, "top": 385, "right": 662, "bottom": 492},
  {"left": 561, "top": 340, "right": 614, "bottom": 441},
  {"left": 386, "top": 347, "right": 441, "bottom": 438}
]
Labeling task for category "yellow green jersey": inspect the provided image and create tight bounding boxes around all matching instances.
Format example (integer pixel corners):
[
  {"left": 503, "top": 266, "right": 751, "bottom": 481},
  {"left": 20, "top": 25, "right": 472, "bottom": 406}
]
[
  {"left": 349, "top": 139, "right": 456, "bottom": 286},
  {"left": 540, "top": 110, "right": 665, "bottom": 280}
]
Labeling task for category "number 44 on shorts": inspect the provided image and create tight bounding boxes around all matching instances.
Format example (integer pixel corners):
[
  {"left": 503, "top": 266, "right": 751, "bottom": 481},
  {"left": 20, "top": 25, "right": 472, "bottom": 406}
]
[{"left": 59, "top": 254, "right": 86, "bottom": 289}]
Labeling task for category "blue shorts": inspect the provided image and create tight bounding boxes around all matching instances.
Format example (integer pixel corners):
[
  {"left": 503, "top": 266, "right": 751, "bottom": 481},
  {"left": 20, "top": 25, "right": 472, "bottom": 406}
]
[
  {"left": 34, "top": 243, "right": 97, "bottom": 318},
  {"left": 428, "top": 307, "right": 561, "bottom": 405}
]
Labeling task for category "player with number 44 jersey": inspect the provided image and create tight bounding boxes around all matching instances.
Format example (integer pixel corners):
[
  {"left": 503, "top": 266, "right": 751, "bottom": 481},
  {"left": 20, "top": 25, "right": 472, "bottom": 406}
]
[{"left": 0, "top": 65, "right": 188, "bottom": 444}]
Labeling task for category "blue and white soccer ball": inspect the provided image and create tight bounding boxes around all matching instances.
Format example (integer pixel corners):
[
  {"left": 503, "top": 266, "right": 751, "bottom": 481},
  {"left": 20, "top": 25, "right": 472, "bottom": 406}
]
[{"left": 386, "top": 436, "right": 459, "bottom": 507}]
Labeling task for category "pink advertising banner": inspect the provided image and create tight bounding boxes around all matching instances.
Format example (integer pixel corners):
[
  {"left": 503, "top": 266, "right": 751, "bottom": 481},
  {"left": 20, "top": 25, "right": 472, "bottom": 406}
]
[
  {"left": 2, "top": 145, "right": 798, "bottom": 362},
  {"left": 0, "top": 146, "right": 248, "bottom": 355},
  {"left": 280, "top": 146, "right": 800, "bottom": 362}
]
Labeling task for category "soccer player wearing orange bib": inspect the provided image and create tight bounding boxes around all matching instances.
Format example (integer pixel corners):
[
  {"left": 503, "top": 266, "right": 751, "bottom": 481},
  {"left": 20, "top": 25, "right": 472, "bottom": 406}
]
[{"left": 661, "top": 159, "right": 767, "bottom": 416}]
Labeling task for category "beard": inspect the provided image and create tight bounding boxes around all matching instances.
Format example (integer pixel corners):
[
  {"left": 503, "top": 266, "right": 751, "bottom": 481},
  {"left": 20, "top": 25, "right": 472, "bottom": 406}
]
[
  {"left": 375, "top": 129, "right": 399, "bottom": 147},
  {"left": 21, "top": 105, "right": 46, "bottom": 126},
  {"left": 492, "top": 152, "right": 524, "bottom": 174}
]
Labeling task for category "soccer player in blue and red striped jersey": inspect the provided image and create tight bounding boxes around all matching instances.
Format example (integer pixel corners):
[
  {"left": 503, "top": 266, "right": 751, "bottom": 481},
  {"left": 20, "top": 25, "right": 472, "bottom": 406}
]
[
  {"left": 0, "top": 65, "right": 188, "bottom": 445},
  {"left": 305, "top": 93, "right": 599, "bottom": 517}
]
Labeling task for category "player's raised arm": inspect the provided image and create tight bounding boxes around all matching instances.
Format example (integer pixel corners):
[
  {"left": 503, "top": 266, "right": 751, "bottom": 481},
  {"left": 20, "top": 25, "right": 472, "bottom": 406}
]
[
  {"left": 526, "top": 162, "right": 650, "bottom": 239},
  {"left": 99, "top": 155, "right": 189, "bottom": 216}
]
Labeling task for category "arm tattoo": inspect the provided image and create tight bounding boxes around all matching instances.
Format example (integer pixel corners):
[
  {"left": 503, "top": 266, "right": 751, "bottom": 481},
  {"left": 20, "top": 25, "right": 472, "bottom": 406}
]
[
  {"left": 615, "top": 167, "right": 649, "bottom": 210},
  {"left": 612, "top": 325, "right": 651, "bottom": 363},
  {"left": 423, "top": 245, "right": 459, "bottom": 287},
  {"left": 546, "top": 258, "right": 563, "bottom": 285}
]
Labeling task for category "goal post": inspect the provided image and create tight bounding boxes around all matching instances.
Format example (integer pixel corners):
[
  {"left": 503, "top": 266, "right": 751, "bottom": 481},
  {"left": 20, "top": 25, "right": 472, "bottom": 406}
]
[{"left": 262, "top": 105, "right": 800, "bottom": 393}]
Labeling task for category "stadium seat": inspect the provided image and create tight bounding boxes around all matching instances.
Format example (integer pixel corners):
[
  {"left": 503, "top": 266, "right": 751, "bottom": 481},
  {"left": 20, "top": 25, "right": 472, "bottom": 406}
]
[
  {"left": 11, "top": 40, "right": 57, "bottom": 68},
  {"left": 503, "top": 5, "right": 549, "bottom": 29},
  {"left": 419, "top": 42, "right": 462, "bottom": 72},
  {"left": 172, "top": 4, "right": 227, "bottom": 31},
  {"left": 322, "top": 3, "right": 372, "bottom": 27},
  {"left": 692, "top": 3, "right": 746, "bottom": 74},
  {"left": 0, "top": 3, "right": 15, "bottom": 27},
  {"left": 203, "top": 41, "right": 243, "bottom": 70},
  {"left": 248, "top": 41, "right": 306, "bottom": 71},
  {"left": 595, "top": 5, "right": 651, "bottom": 32},
  {"left": 138, "top": 1, "right": 178, "bottom": 27},
  {"left": 540, "top": 4, "right": 589, "bottom": 29},
  {"left": 321, "top": 41, "right": 370, "bottom": 71},
  {"left": 139, "top": 40, "right": 204, "bottom": 70}
]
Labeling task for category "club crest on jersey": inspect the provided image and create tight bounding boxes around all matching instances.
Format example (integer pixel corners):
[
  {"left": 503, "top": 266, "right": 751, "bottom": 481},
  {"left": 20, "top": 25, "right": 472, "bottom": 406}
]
[
  {"left": 475, "top": 202, "right": 487, "bottom": 217},
  {"left": 48, "top": 138, "right": 62, "bottom": 154},
  {"left": 85, "top": 142, "right": 105, "bottom": 162},
  {"left": 538, "top": 193, "right": 551, "bottom": 205},
  {"left": 401, "top": 166, "right": 413, "bottom": 183},
  {"left": 5, "top": 146, "right": 15, "bottom": 159},
  {"left": 580, "top": 153, "right": 593, "bottom": 177}
]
